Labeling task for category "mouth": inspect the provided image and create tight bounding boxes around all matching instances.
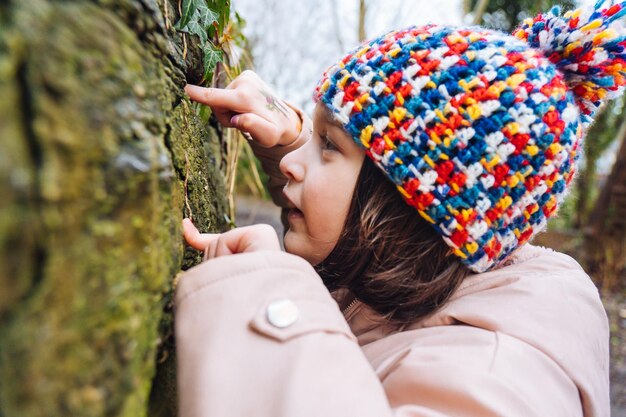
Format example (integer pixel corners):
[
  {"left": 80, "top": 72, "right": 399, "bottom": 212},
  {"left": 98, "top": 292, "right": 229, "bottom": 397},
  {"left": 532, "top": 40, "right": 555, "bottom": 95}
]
[
  {"left": 282, "top": 190, "right": 304, "bottom": 220},
  {"left": 287, "top": 207, "right": 304, "bottom": 220}
]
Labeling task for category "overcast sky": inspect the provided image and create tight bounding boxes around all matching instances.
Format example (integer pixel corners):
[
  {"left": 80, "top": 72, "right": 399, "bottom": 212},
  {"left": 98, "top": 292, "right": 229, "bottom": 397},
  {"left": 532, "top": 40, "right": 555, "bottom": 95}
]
[
  {"left": 232, "top": 0, "right": 464, "bottom": 112},
  {"left": 229, "top": 0, "right": 618, "bottom": 171}
]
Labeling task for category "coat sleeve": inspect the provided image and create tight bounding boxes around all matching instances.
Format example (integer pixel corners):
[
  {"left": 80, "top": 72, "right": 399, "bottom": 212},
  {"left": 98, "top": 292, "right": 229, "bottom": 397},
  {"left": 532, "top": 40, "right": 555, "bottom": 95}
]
[
  {"left": 174, "top": 253, "right": 579, "bottom": 417},
  {"left": 376, "top": 326, "right": 582, "bottom": 417},
  {"left": 174, "top": 251, "right": 393, "bottom": 417}
]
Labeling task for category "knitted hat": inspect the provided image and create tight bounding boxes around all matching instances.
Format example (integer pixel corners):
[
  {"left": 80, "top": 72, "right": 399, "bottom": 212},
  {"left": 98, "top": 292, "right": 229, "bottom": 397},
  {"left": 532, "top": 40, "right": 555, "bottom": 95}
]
[{"left": 313, "top": 1, "right": 626, "bottom": 273}]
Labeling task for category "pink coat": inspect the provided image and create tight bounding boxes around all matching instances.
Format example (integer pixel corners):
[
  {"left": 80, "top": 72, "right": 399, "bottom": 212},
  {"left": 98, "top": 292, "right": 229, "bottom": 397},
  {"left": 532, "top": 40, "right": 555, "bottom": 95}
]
[{"left": 174, "top": 106, "right": 610, "bottom": 417}]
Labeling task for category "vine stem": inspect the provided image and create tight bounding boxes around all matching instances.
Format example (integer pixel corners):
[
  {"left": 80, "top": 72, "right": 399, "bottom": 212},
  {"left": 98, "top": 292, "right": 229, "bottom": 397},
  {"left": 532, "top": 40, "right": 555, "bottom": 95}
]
[
  {"left": 183, "top": 151, "right": 193, "bottom": 221},
  {"left": 163, "top": 0, "right": 170, "bottom": 30},
  {"left": 225, "top": 128, "right": 242, "bottom": 227},
  {"left": 177, "top": 0, "right": 188, "bottom": 59}
]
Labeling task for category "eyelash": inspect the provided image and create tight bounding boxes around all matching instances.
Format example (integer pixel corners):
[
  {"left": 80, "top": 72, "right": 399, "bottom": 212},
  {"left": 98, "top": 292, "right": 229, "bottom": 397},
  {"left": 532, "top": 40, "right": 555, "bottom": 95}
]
[{"left": 321, "top": 135, "right": 337, "bottom": 152}]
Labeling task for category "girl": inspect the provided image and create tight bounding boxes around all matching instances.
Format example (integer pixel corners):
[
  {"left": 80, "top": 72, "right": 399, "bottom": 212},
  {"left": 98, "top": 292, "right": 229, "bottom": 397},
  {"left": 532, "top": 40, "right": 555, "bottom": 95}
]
[{"left": 176, "top": 2, "right": 624, "bottom": 416}]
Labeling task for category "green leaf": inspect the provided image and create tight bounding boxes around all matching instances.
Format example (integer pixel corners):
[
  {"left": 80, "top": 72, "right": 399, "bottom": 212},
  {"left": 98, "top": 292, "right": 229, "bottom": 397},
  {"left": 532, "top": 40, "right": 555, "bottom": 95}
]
[
  {"left": 173, "top": 0, "right": 223, "bottom": 84},
  {"left": 186, "top": 19, "right": 207, "bottom": 43},
  {"left": 195, "top": 1, "right": 219, "bottom": 28},
  {"left": 221, "top": 0, "right": 231, "bottom": 37},
  {"left": 174, "top": 0, "right": 201, "bottom": 30},
  {"left": 197, "top": 101, "right": 212, "bottom": 122},
  {"left": 202, "top": 41, "right": 223, "bottom": 80},
  {"left": 208, "top": 0, "right": 230, "bottom": 37}
]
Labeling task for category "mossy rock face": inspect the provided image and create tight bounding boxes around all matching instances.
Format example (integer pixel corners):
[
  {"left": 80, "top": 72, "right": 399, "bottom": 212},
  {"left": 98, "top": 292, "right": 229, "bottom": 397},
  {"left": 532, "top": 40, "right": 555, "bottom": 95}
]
[{"left": 0, "top": 0, "right": 228, "bottom": 415}]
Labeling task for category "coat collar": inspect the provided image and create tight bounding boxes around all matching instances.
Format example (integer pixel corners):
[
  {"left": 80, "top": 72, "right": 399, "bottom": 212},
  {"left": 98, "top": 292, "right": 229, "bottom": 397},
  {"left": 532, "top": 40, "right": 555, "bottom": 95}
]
[{"left": 336, "top": 244, "right": 550, "bottom": 346}]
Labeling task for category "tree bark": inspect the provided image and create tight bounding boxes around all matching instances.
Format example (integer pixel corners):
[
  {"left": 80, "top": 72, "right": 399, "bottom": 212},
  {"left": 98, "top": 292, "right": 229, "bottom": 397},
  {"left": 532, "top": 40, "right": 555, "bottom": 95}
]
[{"left": 0, "top": 0, "right": 230, "bottom": 415}]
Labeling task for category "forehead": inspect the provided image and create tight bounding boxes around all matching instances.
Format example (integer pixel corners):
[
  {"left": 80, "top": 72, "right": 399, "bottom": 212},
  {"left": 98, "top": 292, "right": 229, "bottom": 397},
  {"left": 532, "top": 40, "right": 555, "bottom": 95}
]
[
  {"left": 312, "top": 102, "right": 366, "bottom": 158},
  {"left": 314, "top": 102, "right": 344, "bottom": 128}
]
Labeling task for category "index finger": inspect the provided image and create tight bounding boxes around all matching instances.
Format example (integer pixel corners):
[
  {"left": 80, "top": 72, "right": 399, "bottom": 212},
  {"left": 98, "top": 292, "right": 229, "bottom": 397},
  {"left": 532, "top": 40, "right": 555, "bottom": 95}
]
[
  {"left": 182, "top": 218, "right": 218, "bottom": 250},
  {"left": 184, "top": 84, "right": 240, "bottom": 108}
]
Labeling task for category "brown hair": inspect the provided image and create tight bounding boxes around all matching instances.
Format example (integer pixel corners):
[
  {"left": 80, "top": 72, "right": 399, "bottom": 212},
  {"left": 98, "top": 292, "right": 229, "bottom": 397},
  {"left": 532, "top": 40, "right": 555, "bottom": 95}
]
[{"left": 315, "top": 157, "right": 472, "bottom": 325}]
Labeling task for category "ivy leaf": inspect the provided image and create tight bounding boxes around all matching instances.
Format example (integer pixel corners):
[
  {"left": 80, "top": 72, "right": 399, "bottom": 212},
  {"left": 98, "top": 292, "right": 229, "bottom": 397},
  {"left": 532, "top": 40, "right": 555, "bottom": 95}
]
[
  {"left": 174, "top": 0, "right": 223, "bottom": 83},
  {"left": 174, "top": 0, "right": 201, "bottom": 30},
  {"left": 195, "top": 1, "right": 219, "bottom": 28},
  {"left": 174, "top": 0, "right": 218, "bottom": 43},
  {"left": 186, "top": 19, "right": 207, "bottom": 43},
  {"left": 202, "top": 41, "right": 223, "bottom": 80}
]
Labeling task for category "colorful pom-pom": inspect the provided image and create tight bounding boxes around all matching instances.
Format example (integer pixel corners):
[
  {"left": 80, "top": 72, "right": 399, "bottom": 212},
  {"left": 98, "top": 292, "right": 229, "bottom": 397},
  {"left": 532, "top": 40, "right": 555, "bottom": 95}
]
[{"left": 513, "top": 0, "right": 626, "bottom": 126}]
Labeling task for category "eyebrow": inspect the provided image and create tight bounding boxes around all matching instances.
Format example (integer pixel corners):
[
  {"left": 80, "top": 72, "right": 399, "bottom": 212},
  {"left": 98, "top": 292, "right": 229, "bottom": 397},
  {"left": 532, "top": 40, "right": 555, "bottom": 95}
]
[{"left": 317, "top": 107, "right": 353, "bottom": 151}]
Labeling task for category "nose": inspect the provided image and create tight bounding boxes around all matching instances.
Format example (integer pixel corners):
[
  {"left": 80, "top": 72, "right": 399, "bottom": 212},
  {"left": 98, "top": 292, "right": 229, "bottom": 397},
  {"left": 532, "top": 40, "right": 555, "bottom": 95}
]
[{"left": 279, "top": 146, "right": 306, "bottom": 183}]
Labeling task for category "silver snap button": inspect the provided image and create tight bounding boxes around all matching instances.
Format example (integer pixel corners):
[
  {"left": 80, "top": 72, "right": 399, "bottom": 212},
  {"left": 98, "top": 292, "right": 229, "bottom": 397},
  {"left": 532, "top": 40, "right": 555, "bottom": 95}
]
[{"left": 266, "top": 299, "right": 299, "bottom": 328}]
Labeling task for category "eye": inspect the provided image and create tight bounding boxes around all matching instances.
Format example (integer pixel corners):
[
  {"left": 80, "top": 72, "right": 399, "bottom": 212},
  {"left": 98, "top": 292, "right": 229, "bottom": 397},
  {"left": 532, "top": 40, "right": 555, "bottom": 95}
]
[{"left": 321, "top": 134, "right": 338, "bottom": 152}]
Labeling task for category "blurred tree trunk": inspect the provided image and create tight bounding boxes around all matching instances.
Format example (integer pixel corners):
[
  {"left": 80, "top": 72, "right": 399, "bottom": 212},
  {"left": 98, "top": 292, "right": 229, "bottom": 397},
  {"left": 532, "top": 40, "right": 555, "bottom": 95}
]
[
  {"left": 468, "top": 0, "right": 574, "bottom": 31},
  {"left": 358, "top": 0, "right": 366, "bottom": 42},
  {"left": 585, "top": 123, "right": 626, "bottom": 294},
  {"left": 574, "top": 102, "right": 623, "bottom": 229},
  {"left": 471, "top": 0, "right": 490, "bottom": 25},
  {"left": 0, "top": 0, "right": 231, "bottom": 416}
]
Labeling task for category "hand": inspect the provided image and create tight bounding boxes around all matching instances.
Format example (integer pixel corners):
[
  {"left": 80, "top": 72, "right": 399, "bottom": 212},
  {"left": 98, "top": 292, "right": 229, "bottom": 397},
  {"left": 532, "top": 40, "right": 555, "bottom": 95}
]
[
  {"left": 184, "top": 70, "right": 302, "bottom": 147},
  {"left": 182, "top": 218, "right": 281, "bottom": 260}
]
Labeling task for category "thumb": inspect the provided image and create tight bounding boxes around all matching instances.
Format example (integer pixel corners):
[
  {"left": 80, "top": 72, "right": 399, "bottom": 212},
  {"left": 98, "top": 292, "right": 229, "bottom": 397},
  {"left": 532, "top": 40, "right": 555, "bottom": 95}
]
[
  {"left": 207, "top": 224, "right": 281, "bottom": 259},
  {"left": 182, "top": 220, "right": 281, "bottom": 259},
  {"left": 230, "top": 113, "right": 280, "bottom": 147}
]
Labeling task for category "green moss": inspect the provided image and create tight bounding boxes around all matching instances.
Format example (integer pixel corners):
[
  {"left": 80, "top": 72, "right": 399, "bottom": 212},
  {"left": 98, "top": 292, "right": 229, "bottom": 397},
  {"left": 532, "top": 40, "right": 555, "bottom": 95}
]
[
  {"left": 0, "top": 0, "right": 230, "bottom": 416},
  {"left": 0, "top": 18, "right": 37, "bottom": 322}
]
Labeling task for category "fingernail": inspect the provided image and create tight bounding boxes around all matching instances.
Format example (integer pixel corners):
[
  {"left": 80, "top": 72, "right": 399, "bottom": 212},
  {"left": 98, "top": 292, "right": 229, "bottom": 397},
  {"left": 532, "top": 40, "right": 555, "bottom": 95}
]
[{"left": 230, "top": 115, "right": 240, "bottom": 125}]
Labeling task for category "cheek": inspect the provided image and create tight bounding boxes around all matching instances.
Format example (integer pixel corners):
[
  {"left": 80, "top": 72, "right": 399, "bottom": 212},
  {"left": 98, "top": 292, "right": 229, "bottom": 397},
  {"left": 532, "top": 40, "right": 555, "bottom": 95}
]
[
  {"left": 306, "top": 175, "right": 354, "bottom": 236},
  {"left": 284, "top": 171, "right": 356, "bottom": 265},
  {"left": 285, "top": 151, "right": 364, "bottom": 264}
]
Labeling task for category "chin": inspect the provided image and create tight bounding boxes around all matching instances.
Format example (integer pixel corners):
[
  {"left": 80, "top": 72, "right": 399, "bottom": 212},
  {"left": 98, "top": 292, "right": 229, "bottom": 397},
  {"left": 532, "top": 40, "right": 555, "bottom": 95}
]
[
  {"left": 283, "top": 231, "right": 327, "bottom": 266},
  {"left": 284, "top": 232, "right": 312, "bottom": 264}
]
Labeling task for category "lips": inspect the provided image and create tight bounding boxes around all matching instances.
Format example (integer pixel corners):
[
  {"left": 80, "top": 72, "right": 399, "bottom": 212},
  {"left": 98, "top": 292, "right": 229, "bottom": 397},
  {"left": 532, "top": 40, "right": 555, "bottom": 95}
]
[
  {"left": 282, "top": 190, "right": 304, "bottom": 220},
  {"left": 287, "top": 207, "right": 304, "bottom": 220}
]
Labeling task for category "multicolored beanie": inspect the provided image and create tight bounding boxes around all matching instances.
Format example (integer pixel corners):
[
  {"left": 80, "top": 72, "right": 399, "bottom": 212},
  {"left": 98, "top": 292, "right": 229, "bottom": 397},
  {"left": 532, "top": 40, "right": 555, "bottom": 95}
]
[{"left": 313, "top": 0, "right": 626, "bottom": 273}]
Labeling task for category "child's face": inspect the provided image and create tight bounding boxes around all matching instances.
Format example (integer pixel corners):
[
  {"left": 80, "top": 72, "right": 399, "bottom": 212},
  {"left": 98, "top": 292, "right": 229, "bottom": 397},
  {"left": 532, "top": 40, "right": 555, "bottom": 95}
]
[{"left": 280, "top": 102, "right": 365, "bottom": 265}]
